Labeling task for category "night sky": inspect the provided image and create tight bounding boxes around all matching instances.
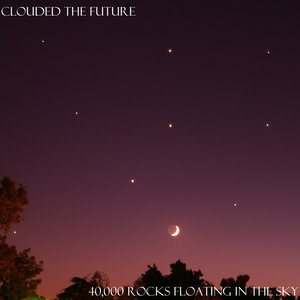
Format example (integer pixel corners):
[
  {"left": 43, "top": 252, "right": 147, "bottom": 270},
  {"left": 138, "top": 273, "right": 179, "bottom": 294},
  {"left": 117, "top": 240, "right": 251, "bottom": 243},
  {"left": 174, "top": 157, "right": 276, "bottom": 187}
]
[{"left": 1, "top": 1, "right": 300, "bottom": 299}]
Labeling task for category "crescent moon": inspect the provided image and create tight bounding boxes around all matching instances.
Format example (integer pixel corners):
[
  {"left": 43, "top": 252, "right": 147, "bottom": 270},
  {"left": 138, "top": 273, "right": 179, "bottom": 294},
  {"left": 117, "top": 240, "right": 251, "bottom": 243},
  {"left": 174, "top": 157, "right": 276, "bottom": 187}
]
[{"left": 171, "top": 225, "right": 180, "bottom": 237}]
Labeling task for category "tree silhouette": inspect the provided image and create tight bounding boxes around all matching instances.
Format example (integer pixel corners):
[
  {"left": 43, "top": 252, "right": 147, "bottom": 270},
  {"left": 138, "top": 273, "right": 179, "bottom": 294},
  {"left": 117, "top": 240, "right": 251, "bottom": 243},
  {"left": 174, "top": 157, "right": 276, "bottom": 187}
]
[
  {"left": 235, "top": 275, "right": 250, "bottom": 289},
  {"left": 0, "top": 236, "right": 43, "bottom": 300},
  {"left": 56, "top": 276, "right": 90, "bottom": 300},
  {"left": 56, "top": 271, "right": 112, "bottom": 300},
  {"left": 0, "top": 176, "right": 43, "bottom": 299},
  {"left": 220, "top": 275, "right": 250, "bottom": 299},
  {"left": 134, "top": 264, "right": 167, "bottom": 300},
  {"left": 0, "top": 177, "right": 28, "bottom": 235},
  {"left": 220, "top": 274, "right": 278, "bottom": 300},
  {"left": 167, "top": 260, "right": 205, "bottom": 291},
  {"left": 139, "top": 264, "right": 166, "bottom": 287},
  {"left": 135, "top": 260, "right": 206, "bottom": 300}
]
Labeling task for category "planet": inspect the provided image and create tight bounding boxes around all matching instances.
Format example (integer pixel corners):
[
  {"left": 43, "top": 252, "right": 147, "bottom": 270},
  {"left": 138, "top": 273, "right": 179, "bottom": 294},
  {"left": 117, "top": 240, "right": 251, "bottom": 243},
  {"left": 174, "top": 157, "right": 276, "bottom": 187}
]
[{"left": 168, "top": 225, "right": 180, "bottom": 237}]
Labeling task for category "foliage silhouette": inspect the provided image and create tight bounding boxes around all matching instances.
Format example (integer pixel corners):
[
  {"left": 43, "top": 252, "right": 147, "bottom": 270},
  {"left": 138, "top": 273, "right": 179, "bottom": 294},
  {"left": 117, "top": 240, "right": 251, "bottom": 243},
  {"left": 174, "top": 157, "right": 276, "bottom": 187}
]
[
  {"left": 0, "top": 177, "right": 28, "bottom": 235},
  {"left": 220, "top": 275, "right": 250, "bottom": 299},
  {"left": 0, "top": 176, "right": 43, "bottom": 300},
  {"left": 56, "top": 271, "right": 112, "bottom": 300},
  {"left": 135, "top": 260, "right": 207, "bottom": 300},
  {"left": 167, "top": 260, "right": 205, "bottom": 291},
  {"left": 56, "top": 261, "right": 300, "bottom": 300},
  {"left": 0, "top": 236, "right": 43, "bottom": 300}
]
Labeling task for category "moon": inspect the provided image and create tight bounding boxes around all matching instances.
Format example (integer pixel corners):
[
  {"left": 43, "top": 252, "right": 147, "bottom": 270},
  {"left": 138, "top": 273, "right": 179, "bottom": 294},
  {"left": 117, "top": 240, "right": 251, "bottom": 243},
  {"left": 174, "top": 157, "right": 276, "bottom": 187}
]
[{"left": 168, "top": 225, "right": 180, "bottom": 237}]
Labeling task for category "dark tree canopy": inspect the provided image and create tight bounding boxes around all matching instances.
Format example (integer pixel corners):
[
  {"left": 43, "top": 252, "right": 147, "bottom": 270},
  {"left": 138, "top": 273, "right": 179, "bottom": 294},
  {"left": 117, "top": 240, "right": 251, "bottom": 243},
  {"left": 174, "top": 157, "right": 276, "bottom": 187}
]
[
  {"left": 0, "top": 176, "right": 43, "bottom": 299},
  {"left": 220, "top": 274, "right": 252, "bottom": 300},
  {"left": 139, "top": 264, "right": 166, "bottom": 288},
  {"left": 56, "top": 271, "right": 111, "bottom": 300},
  {"left": 220, "top": 274, "right": 250, "bottom": 290},
  {"left": 0, "top": 236, "right": 43, "bottom": 300},
  {"left": 235, "top": 275, "right": 250, "bottom": 289},
  {"left": 0, "top": 176, "right": 28, "bottom": 234},
  {"left": 167, "top": 260, "right": 204, "bottom": 289},
  {"left": 135, "top": 260, "right": 206, "bottom": 300}
]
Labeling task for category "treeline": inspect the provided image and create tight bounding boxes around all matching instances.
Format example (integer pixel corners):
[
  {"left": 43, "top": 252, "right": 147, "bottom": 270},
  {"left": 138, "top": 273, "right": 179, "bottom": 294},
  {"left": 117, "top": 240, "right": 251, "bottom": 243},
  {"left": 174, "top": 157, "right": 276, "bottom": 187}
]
[
  {"left": 0, "top": 177, "right": 298, "bottom": 300},
  {"left": 56, "top": 261, "right": 299, "bottom": 300}
]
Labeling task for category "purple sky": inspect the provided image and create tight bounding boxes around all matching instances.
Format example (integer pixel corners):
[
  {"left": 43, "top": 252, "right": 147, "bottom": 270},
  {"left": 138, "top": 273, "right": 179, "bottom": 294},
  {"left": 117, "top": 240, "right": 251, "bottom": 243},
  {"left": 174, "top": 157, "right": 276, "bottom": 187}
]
[{"left": 1, "top": 1, "right": 300, "bottom": 299}]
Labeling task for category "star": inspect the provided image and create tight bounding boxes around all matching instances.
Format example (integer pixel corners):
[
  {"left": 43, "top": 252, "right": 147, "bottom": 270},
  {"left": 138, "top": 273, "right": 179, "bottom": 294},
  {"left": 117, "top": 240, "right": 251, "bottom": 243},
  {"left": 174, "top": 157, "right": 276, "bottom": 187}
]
[
  {"left": 168, "top": 48, "right": 173, "bottom": 54},
  {"left": 265, "top": 122, "right": 271, "bottom": 128},
  {"left": 42, "top": 40, "right": 45, "bottom": 44},
  {"left": 234, "top": 203, "right": 237, "bottom": 207},
  {"left": 13, "top": 230, "right": 17, "bottom": 234},
  {"left": 266, "top": 49, "right": 270, "bottom": 55},
  {"left": 168, "top": 123, "right": 173, "bottom": 128},
  {"left": 75, "top": 111, "right": 79, "bottom": 116},
  {"left": 131, "top": 179, "right": 135, "bottom": 183}
]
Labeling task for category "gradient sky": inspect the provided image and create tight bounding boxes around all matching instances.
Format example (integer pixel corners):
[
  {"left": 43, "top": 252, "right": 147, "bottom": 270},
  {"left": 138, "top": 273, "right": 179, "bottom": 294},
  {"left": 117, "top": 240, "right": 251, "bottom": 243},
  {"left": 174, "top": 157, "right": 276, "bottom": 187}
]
[{"left": 1, "top": 1, "right": 300, "bottom": 299}]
